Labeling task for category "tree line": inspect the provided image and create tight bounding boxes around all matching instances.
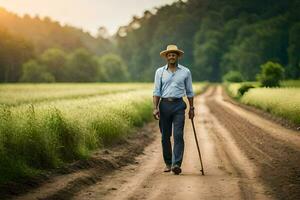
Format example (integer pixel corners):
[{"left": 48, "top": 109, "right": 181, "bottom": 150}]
[
  {"left": 0, "top": 7, "right": 113, "bottom": 55},
  {"left": 0, "top": 26, "right": 128, "bottom": 82},
  {"left": 0, "top": 7, "right": 129, "bottom": 82},
  {"left": 116, "top": 0, "right": 300, "bottom": 82},
  {"left": 20, "top": 47, "right": 129, "bottom": 82},
  {"left": 1, "top": 0, "right": 300, "bottom": 82}
]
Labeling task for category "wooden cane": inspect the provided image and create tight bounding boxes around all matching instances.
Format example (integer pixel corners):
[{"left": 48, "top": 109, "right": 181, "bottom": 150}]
[{"left": 191, "top": 118, "right": 205, "bottom": 175}]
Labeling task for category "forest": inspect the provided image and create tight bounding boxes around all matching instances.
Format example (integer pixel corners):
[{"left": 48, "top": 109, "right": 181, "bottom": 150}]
[{"left": 0, "top": 0, "right": 300, "bottom": 82}]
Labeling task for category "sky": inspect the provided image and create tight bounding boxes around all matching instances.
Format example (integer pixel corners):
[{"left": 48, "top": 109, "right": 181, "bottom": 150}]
[{"left": 0, "top": 0, "right": 177, "bottom": 36}]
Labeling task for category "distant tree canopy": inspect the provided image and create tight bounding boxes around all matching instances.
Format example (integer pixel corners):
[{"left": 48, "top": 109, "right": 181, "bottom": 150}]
[
  {"left": 1, "top": 0, "right": 300, "bottom": 82},
  {"left": 222, "top": 70, "right": 244, "bottom": 82},
  {"left": 20, "top": 59, "right": 55, "bottom": 82},
  {"left": 18, "top": 48, "right": 128, "bottom": 83},
  {"left": 116, "top": 0, "right": 300, "bottom": 82},
  {"left": 0, "top": 7, "right": 114, "bottom": 55},
  {"left": 0, "top": 7, "right": 119, "bottom": 83},
  {"left": 97, "top": 54, "right": 130, "bottom": 82},
  {"left": 40, "top": 48, "right": 68, "bottom": 81},
  {"left": 0, "top": 27, "right": 34, "bottom": 82},
  {"left": 66, "top": 49, "right": 98, "bottom": 82}
]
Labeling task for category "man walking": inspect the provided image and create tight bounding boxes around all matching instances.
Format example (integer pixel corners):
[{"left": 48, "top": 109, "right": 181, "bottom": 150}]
[{"left": 153, "top": 44, "right": 195, "bottom": 175}]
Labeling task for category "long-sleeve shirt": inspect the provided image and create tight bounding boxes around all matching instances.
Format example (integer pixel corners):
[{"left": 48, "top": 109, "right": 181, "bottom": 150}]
[{"left": 153, "top": 63, "right": 194, "bottom": 98}]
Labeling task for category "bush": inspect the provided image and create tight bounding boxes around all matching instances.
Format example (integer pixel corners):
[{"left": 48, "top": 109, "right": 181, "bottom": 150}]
[
  {"left": 222, "top": 70, "right": 244, "bottom": 82},
  {"left": 238, "top": 84, "right": 255, "bottom": 96},
  {"left": 256, "top": 61, "right": 284, "bottom": 87}
]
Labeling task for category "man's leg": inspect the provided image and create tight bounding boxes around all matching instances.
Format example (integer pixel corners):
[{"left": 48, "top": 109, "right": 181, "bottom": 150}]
[
  {"left": 172, "top": 101, "right": 186, "bottom": 168},
  {"left": 159, "top": 102, "right": 173, "bottom": 167}
]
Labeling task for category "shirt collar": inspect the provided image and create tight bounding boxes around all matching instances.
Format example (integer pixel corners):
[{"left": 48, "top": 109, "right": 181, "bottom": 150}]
[{"left": 163, "top": 63, "right": 182, "bottom": 70}]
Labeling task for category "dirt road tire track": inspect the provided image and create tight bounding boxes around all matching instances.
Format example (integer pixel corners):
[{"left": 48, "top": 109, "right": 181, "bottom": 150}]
[
  {"left": 71, "top": 86, "right": 271, "bottom": 200},
  {"left": 206, "top": 86, "right": 300, "bottom": 200}
]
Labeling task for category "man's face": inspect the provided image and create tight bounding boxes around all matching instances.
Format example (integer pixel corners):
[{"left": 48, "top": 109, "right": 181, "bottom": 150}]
[{"left": 166, "top": 52, "right": 178, "bottom": 64}]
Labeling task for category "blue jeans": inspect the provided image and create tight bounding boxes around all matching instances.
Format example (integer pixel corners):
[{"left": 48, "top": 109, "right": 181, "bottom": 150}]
[{"left": 159, "top": 99, "right": 186, "bottom": 167}]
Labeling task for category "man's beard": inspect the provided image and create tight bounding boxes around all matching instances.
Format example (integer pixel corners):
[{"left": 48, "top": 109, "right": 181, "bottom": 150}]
[{"left": 168, "top": 60, "right": 178, "bottom": 65}]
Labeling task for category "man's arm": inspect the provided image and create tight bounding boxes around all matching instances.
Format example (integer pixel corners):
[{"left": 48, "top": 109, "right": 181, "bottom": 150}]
[
  {"left": 153, "top": 96, "right": 160, "bottom": 109},
  {"left": 153, "top": 96, "right": 160, "bottom": 120},
  {"left": 185, "top": 70, "right": 195, "bottom": 119},
  {"left": 187, "top": 97, "right": 194, "bottom": 109},
  {"left": 187, "top": 97, "right": 194, "bottom": 119},
  {"left": 153, "top": 69, "right": 162, "bottom": 120}
]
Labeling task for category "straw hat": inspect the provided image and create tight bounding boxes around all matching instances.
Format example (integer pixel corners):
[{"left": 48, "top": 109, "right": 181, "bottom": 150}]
[{"left": 160, "top": 44, "right": 184, "bottom": 58}]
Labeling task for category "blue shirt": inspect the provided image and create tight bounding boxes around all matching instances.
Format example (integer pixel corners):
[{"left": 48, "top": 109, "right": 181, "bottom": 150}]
[{"left": 153, "top": 63, "right": 194, "bottom": 98}]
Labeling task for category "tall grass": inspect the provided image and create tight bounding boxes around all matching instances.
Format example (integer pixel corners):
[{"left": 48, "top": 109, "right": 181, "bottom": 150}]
[
  {"left": 224, "top": 80, "right": 300, "bottom": 98},
  {"left": 240, "top": 88, "right": 300, "bottom": 125},
  {"left": 224, "top": 81, "right": 300, "bottom": 125},
  {"left": 193, "top": 82, "right": 209, "bottom": 95},
  {"left": 0, "top": 90, "right": 152, "bottom": 183},
  {"left": 0, "top": 82, "right": 207, "bottom": 183},
  {"left": 225, "top": 83, "right": 243, "bottom": 98},
  {"left": 0, "top": 83, "right": 152, "bottom": 106},
  {"left": 281, "top": 80, "right": 300, "bottom": 87}
]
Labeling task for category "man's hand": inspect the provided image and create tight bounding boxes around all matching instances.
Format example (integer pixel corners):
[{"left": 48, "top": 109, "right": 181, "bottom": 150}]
[
  {"left": 187, "top": 97, "right": 194, "bottom": 119},
  {"left": 153, "top": 108, "right": 160, "bottom": 120},
  {"left": 189, "top": 107, "right": 195, "bottom": 119}
]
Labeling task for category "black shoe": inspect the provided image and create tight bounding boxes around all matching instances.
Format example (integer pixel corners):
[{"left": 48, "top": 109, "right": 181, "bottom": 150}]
[{"left": 171, "top": 165, "right": 182, "bottom": 175}]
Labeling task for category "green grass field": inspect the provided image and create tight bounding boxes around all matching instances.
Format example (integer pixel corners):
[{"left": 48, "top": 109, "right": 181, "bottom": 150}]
[
  {"left": 240, "top": 88, "right": 300, "bottom": 125},
  {"left": 224, "top": 80, "right": 300, "bottom": 126},
  {"left": 224, "top": 82, "right": 258, "bottom": 98},
  {"left": 224, "top": 80, "right": 300, "bottom": 99},
  {"left": 0, "top": 83, "right": 152, "bottom": 106},
  {"left": 281, "top": 80, "right": 300, "bottom": 88},
  {"left": 0, "top": 82, "right": 207, "bottom": 184}
]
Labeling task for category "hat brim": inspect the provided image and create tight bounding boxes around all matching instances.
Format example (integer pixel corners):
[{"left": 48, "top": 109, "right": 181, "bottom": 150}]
[{"left": 160, "top": 50, "right": 184, "bottom": 58}]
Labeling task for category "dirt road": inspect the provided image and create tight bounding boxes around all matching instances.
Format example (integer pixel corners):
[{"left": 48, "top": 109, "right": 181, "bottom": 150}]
[{"left": 10, "top": 85, "right": 300, "bottom": 200}]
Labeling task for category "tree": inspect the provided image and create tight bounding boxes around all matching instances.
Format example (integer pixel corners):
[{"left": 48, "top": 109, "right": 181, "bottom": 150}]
[
  {"left": 97, "top": 26, "right": 110, "bottom": 39},
  {"left": 221, "top": 15, "right": 288, "bottom": 81},
  {"left": 66, "top": 49, "right": 98, "bottom": 82},
  {"left": 97, "top": 54, "right": 129, "bottom": 82},
  {"left": 20, "top": 59, "right": 55, "bottom": 82},
  {"left": 256, "top": 61, "right": 285, "bottom": 87},
  {"left": 194, "top": 28, "right": 223, "bottom": 81},
  {"left": 222, "top": 70, "right": 244, "bottom": 82},
  {"left": 40, "top": 48, "right": 67, "bottom": 81},
  {"left": 0, "top": 28, "right": 34, "bottom": 82},
  {"left": 287, "top": 23, "right": 300, "bottom": 79}
]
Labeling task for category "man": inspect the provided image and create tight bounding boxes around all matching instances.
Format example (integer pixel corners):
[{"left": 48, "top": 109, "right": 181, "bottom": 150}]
[{"left": 153, "top": 44, "right": 195, "bottom": 175}]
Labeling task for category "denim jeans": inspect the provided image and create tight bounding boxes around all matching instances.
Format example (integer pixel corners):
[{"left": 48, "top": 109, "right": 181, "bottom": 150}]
[{"left": 159, "top": 99, "right": 186, "bottom": 167}]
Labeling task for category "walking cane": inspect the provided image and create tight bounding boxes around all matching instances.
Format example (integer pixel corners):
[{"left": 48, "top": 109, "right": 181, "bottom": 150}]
[{"left": 191, "top": 118, "right": 205, "bottom": 175}]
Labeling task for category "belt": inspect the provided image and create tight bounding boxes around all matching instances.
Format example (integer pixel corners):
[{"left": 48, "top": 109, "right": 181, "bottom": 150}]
[{"left": 161, "top": 97, "right": 183, "bottom": 102}]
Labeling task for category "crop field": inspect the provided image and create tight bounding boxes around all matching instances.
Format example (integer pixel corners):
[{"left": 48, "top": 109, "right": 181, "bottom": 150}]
[
  {"left": 0, "top": 83, "right": 152, "bottom": 106},
  {"left": 240, "top": 88, "right": 300, "bottom": 125},
  {"left": 225, "top": 83, "right": 243, "bottom": 98},
  {"left": 224, "top": 80, "right": 300, "bottom": 99},
  {"left": 224, "top": 81, "right": 300, "bottom": 125},
  {"left": 0, "top": 82, "right": 207, "bottom": 183},
  {"left": 224, "top": 82, "right": 258, "bottom": 98},
  {"left": 281, "top": 80, "right": 300, "bottom": 87}
]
